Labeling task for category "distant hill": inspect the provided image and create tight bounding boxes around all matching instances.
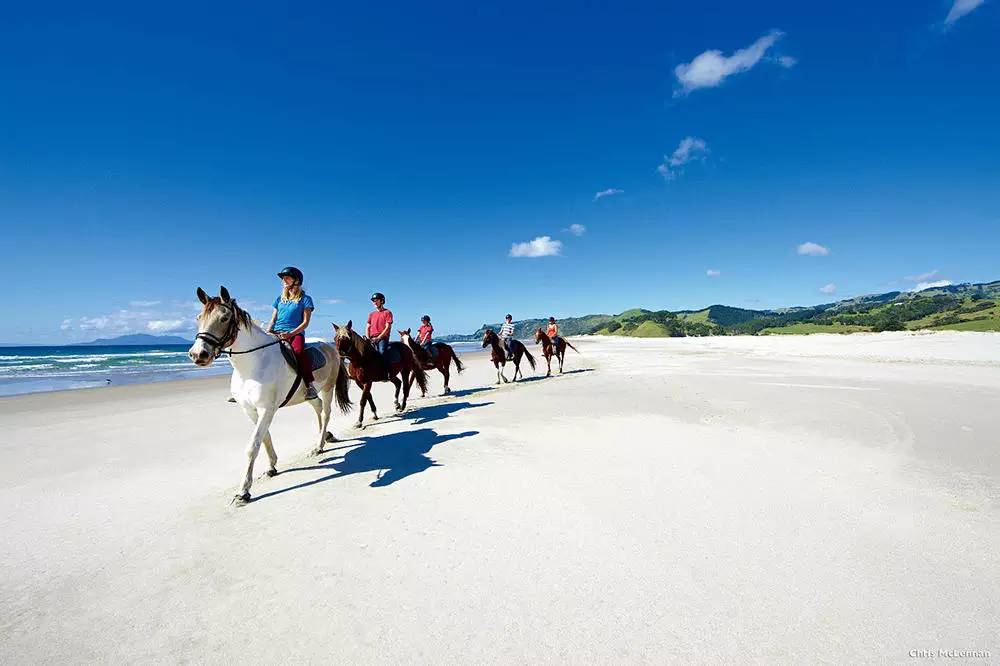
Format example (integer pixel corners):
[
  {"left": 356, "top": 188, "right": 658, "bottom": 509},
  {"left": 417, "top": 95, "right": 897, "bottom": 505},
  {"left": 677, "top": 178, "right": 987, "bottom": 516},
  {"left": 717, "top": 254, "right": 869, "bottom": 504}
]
[
  {"left": 74, "top": 334, "right": 193, "bottom": 346},
  {"left": 438, "top": 313, "right": 614, "bottom": 342},
  {"left": 439, "top": 280, "right": 1000, "bottom": 340}
]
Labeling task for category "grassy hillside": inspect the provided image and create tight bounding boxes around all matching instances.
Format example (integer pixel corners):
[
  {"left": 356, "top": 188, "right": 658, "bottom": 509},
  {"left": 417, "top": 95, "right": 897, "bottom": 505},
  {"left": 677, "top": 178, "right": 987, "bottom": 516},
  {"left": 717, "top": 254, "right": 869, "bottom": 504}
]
[{"left": 439, "top": 281, "right": 1000, "bottom": 340}]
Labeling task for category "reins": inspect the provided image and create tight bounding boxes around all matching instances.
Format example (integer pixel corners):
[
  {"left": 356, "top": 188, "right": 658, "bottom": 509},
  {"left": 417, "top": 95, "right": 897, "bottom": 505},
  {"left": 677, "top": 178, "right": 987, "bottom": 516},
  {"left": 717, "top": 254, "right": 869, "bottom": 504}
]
[{"left": 195, "top": 302, "right": 280, "bottom": 358}]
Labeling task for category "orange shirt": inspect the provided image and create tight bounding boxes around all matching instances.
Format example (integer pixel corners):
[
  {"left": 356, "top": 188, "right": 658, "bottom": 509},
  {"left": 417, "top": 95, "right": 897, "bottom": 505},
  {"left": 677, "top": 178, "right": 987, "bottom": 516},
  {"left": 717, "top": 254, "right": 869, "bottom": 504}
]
[{"left": 547, "top": 324, "right": 558, "bottom": 337}]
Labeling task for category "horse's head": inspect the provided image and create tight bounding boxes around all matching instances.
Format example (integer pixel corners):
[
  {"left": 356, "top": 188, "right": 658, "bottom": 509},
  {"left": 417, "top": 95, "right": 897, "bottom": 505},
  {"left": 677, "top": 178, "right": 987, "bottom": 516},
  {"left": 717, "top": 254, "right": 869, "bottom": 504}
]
[
  {"left": 189, "top": 286, "right": 247, "bottom": 366},
  {"left": 398, "top": 328, "right": 413, "bottom": 345},
  {"left": 534, "top": 328, "right": 545, "bottom": 344},
  {"left": 482, "top": 329, "right": 496, "bottom": 348},
  {"left": 332, "top": 320, "right": 356, "bottom": 357}
]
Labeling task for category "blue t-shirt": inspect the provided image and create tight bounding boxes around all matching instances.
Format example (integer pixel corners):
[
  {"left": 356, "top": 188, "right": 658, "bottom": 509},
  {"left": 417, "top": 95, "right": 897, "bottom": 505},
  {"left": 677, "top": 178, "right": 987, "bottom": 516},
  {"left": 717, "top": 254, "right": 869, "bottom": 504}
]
[{"left": 272, "top": 294, "right": 315, "bottom": 332}]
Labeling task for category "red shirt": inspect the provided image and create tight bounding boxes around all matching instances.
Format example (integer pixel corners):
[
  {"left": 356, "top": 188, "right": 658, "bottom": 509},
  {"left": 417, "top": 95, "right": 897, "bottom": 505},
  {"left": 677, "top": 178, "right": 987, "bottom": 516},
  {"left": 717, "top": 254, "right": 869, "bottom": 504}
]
[
  {"left": 367, "top": 308, "right": 393, "bottom": 339},
  {"left": 418, "top": 324, "right": 433, "bottom": 344}
]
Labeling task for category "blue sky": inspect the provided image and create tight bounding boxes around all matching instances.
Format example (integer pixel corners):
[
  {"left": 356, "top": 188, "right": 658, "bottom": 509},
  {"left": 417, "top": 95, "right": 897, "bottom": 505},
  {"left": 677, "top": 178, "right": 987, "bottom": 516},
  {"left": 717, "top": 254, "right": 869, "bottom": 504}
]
[{"left": 2, "top": 1, "right": 998, "bottom": 343}]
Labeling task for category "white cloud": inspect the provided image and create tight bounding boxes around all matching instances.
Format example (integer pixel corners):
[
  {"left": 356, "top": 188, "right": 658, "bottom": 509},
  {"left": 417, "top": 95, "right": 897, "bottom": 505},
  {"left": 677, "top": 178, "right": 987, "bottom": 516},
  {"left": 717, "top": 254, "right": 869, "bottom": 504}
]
[
  {"left": 593, "top": 188, "right": 624, "bottom": 201},
  {"left": 796, "top": 241, "right": 829, "bottom": 256},
  {"left": 904, "top": 269, "right": 939, "bottom": 282},
  {"left": 819, "top": 283, "right": 837, "bottom": 294},
  {"left": 776, "top": 55, "right": 797, "bottom": 68},
  {"left": 912, "top": 280, "right": 953, "bottom": 292},
  {"left": 674, "top": 30, "right": 791, "bottom": 96},
  {"left": 320, "top": 298, "right": 345, "bottom": 305},
  {"left": 658, "top": 136, "right": 709, "bottom": 181},
  {"left": 79, "top": 316, "right": 112, "bottom": 331},
  {"left": 147, "top": 319, "right": 187, "bottom": 333},
  {"left": 945, "top": 0, "right": 985, "bottom": 25},
  {"left": 706, "top": 269, "right": 721, "bottom": 278},
  {"left": 129, "top": 300, "right": 161, "bottom": 307},
  {"left": 60, "top": 319, "right": 72, "bottom": 331},
  {"left": 509, "top": 236, "right": 563, "bottom": 258},
  {"left": 566, "top": 224, "right": 587, "bottom": 236}
]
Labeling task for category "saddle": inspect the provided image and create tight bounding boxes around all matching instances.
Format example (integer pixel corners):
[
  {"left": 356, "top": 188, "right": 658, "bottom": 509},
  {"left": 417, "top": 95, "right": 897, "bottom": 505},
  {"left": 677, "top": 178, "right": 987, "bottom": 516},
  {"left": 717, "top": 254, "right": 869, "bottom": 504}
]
[
  {"left": 279, "top": 341, "right": 328, "bottom": 372},
  {"left": 276, "top": 341, "right": 328, "bottom": 408}
]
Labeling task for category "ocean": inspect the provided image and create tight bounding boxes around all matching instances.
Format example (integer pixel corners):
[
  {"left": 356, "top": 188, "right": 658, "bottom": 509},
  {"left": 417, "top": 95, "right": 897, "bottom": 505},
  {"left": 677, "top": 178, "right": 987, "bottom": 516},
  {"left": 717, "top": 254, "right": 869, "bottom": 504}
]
[{"left": 0, "top": 341, "right": 486, "bottom": 397}]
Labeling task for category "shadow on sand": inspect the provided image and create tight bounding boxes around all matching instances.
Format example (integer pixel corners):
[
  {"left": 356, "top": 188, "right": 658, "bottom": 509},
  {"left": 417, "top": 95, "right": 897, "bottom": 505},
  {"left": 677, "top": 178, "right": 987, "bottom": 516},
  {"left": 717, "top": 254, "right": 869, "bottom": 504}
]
[
  {"left": 251, "top": 428, "right": 479, "bottom": 502},
  {"left": 405, "top": 401, "right": 493, "bottom": 425}
]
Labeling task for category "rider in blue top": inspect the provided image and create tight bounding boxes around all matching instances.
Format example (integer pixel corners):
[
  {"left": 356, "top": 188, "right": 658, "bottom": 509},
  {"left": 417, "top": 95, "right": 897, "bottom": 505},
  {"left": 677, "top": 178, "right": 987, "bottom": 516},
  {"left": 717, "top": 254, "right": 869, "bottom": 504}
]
[{"left": 265, "top": 266, "right": 319, "bottom": 400}]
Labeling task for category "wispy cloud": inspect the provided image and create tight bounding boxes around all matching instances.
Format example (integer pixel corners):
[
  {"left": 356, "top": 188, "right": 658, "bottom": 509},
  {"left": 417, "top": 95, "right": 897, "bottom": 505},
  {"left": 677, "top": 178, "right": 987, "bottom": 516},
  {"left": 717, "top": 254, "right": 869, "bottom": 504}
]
[
  {"left": 565, "top": 224, "right": 587, "bottom": 236},
  {"left": 706, "top": 269, "right": 721, "bottom": 278},
  {"left": 904, "top": 269, "right": 939, "bottom": 282},
  {"left": 819, "top": 283, "right": 837, "bottom": 294},
  {"left": 658, "top": 136, "right": 709, "bottom": 181},
  {"left": 593, "top": 188, "right": 623, "bottom": 201},
  {"left": 945, "top": 0, "right": 985, "bottom": 25},
  {"left": 509, "top": 236, "right": 562, "bottom": 258},
  {"left": 147, "top": 319, "right": 187, "bottom": 333},
  {"left": 674, "top": 30, "right": 792, "bottom": 96},
  {"left": 129, "top": 300, "right": 161, "bottom": 307},
  {"left": 912, "top": 279, "right": 953, "bottom": 292},
  {"left": 796, "top": 241, "right": 829, "bottom": 256},
  {"left": 319, "top": 298, "right": 345, "bottom": 305}
]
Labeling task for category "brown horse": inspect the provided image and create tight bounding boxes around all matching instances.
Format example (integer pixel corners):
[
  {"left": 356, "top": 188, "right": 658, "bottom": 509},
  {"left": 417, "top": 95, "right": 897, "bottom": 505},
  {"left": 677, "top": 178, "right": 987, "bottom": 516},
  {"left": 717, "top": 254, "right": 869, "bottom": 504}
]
[
  {"left": 534, "top": 328, "right": 579, "bottom": 376},
  {"left": 333, "top": 320, "right": 428, "bottom": 427},
  {"left": 482, "top": 329, "right": 535, "bottom": 383},
  {"left": 398, "top": 329, "right": 465, "bottom": 396}
]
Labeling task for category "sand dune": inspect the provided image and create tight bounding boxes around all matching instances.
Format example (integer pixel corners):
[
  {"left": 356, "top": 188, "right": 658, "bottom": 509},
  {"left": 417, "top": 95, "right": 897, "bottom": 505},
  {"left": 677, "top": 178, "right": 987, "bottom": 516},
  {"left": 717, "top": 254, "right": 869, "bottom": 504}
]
[{"left": 2, "top": 333, "right": 997, "bottom": 662}]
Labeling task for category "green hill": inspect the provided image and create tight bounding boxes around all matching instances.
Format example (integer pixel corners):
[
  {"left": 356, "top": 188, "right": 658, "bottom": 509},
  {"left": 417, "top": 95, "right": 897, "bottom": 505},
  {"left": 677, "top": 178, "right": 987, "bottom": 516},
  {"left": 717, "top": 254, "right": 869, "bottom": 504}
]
[{"left": 439, "top": 280, "right": 1000, "bottom": 340}]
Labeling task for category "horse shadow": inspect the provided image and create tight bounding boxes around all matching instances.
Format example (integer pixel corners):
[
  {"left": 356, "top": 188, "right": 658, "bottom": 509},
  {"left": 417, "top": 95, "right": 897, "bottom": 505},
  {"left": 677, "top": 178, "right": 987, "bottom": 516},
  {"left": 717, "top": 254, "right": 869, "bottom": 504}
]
[
  {"left": 252, "top": 428, "right": 479, "bottom": 501},
  {"left": 405, "top": 401, "right": 492, "bottom": 425},
  {"left": 444, "top": 386, "right": 495, "bottom": 399}
]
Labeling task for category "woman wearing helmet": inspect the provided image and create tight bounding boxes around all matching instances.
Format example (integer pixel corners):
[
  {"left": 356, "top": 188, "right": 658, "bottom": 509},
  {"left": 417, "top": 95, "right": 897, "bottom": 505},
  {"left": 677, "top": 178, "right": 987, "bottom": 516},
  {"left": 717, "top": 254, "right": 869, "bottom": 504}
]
[
  {"left": 546, "top": 316, "right": 562, "bottom": 349},
  {"left": 366, "top": 292, "right": 393, "bottom": 355},
  {"left": 266, "top": 267, "right": 318, "bottom": 400}
]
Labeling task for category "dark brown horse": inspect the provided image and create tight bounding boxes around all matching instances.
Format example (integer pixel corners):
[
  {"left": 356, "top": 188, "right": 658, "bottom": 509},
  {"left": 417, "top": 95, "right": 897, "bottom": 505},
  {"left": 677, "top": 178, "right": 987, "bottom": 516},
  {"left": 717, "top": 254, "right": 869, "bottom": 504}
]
[
  {"left": 398, "top": 329, "right": 465, "bottom": 396},
  {"left": 333, "top": 320, "right": 428, "bottom": 427},
  {"left": 534, "top": 328, "right": 579, "bottom": 376},
  {"left": 482, "top": 329, "right": 535, "bottom": 384}
]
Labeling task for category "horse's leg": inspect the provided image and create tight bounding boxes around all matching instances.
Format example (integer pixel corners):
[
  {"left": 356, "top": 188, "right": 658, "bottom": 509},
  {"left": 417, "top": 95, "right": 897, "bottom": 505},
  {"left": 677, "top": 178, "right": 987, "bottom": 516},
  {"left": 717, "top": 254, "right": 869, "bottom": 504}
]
[
  {"left": 559, "top": 349, "right": 565, "bottom": 373},
  {"left": 308, "top": 390, "right": 331, "bottom": 455},
  {"left": 545, "top": 352, "right": 552, "bottom": 377},
  {"left": 237, "top": 407, "right": 275, "bottom": 503},
  {"left": 241, "top": 404, "right": 278, "bottom": 478},
  {"left": 262, "top": 431, "right": 278, "bottom": 477},
  {"left": 391, "top": 372, "right": 404, "bottom": 411},
  {"left": 367, "top": 390, "right": 379, "bottom": 420},
  {"left": 441, "top": 362, "right": 450, "bottom": 395},
  {"left": 356, "top": 382, "right": 370, "bottom": 428}
]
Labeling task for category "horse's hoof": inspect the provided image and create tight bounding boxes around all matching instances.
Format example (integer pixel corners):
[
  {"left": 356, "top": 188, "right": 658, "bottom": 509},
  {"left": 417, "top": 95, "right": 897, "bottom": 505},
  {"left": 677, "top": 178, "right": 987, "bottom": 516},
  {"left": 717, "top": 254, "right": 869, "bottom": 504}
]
[
  {"left": 354, "top": 422, "right": 363, "bottom": 429},
  {"left": 233, "top": 493, "right": 251, "bottom": 506},
  {"left": 325, "top": 431, "right": 336, "bottom": 443},
  {"left": 266, "top": 469, "right": 278, "bottom": 477}
]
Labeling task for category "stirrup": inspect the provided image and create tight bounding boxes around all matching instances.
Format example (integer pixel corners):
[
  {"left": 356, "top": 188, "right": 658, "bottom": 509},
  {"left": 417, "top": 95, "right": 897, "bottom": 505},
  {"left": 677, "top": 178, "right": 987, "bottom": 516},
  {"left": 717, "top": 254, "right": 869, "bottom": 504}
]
[{"left": 304, "top": 385, "right": 319, "bottom": 400}]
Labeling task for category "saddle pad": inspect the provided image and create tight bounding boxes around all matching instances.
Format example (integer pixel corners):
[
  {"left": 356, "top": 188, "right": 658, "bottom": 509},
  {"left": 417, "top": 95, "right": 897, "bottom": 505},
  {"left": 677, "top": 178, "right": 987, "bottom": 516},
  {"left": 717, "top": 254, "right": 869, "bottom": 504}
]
[
  {"left": 305, "top": 344, "right": 327, "bottom": 371},
  {"left": 383, "top": 343, "right": 404, "bottom": 366},
  {"left": 280, "top": 342, "right": 328, "bottom": 372}
]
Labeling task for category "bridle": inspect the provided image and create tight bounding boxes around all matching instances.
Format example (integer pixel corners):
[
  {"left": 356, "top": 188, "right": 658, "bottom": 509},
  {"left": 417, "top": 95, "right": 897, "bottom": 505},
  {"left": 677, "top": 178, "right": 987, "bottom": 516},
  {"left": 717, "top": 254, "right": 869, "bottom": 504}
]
[{"left": 195, "top": 301, "right": 281, "bottom": 358}]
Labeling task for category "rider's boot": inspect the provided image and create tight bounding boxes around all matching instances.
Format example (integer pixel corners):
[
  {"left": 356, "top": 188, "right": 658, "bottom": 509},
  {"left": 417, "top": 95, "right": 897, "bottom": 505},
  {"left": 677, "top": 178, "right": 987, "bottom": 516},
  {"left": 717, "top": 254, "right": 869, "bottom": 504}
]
[{"left": 304, "top": 383, "right": 319, "bottom": 400}]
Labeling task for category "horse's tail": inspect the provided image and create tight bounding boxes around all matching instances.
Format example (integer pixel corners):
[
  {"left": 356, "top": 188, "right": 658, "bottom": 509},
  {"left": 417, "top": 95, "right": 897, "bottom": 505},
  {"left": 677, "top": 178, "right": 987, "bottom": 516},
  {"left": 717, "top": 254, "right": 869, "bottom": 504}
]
[
  {"left": 410, "top": 352, "right": 430, "bottom": 395},
  {"left": 334, "top": 359, "right": 353, "bottom": 414},
  {"left": 564, "top": 339, "right": 581, "bottom": 354},
  {"left": 450, "top": 346, "right": 465, "bottom": 374},
  {"left": 521, "top": 344, "right": 537, "bottom": 370}
]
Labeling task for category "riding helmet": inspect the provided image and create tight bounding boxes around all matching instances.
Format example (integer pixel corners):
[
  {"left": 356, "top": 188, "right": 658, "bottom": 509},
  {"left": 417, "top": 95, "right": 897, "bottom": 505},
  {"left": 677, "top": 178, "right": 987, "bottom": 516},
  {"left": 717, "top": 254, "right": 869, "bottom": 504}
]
[
  {"left": 421, "top": 315, "right": 431, "bottom": 322},
  {"left": 277, "top": 266, "right": 304, "bottom": 284},
  {"left": 371, "top": 292, "right": 386, "bottom": 302}
]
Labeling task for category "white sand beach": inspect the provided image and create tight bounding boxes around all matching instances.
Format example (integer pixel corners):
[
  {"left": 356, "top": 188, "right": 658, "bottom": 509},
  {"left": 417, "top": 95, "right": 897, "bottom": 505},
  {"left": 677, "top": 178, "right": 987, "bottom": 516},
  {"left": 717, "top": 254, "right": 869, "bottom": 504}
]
[{"left": 2, "top": 333, "right": 998, "bottom": 663}]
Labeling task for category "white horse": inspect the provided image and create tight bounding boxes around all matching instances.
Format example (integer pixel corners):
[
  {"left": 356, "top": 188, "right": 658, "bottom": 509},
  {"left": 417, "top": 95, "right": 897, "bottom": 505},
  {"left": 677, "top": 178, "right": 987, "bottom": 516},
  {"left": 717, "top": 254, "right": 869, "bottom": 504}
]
[{"left": 188, "top": 286, "right": 352, "bottom": 505}]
